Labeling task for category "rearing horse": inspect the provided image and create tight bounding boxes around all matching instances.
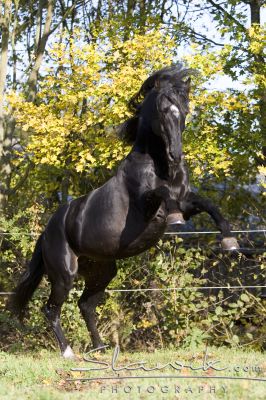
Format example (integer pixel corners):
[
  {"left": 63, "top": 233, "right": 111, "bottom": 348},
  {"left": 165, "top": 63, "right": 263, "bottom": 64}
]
[{"left": 10, "top": 65, "right": 238, "bottom": 358}]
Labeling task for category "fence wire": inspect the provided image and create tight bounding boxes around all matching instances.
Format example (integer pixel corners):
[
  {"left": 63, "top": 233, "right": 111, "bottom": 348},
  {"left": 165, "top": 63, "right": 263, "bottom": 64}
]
[
  {"left": 1, "top": 229, "right": 266, "bottom": 236},
  {"left": 0, "top": 229, "right": 265, "bottom": 296}
]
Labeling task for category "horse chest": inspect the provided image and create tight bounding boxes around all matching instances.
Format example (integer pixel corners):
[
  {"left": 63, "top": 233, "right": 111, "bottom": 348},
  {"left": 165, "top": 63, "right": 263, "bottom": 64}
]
[{"left": 116, "top": 205, "right": 167, "bottom": 258}]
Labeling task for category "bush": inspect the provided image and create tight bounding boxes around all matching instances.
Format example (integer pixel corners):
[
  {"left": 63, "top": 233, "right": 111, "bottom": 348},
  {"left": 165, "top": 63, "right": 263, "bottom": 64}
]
[{"left": 0, "top": 234, "right": 265, "bottom": 353}]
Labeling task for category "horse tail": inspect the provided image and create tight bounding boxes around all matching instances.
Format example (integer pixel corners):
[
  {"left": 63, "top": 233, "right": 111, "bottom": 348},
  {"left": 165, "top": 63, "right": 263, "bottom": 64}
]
[{"left": 9, "top": 233, "right": 45, "bottom": 318}]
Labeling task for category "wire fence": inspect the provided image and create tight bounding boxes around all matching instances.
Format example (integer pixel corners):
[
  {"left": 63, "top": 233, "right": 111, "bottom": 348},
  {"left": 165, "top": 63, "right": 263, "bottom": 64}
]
[
  {"left": 165, "top": 229, "right": 266, "bottom": 235},
  {"left": 1, "top": 229, "right": 266, "bottom": 236},
  {"left": 1, "top": 285, "right": 266, "bottom": 296},
  {"left": 0, "top": 229, "right": 265, "bottom": 296}
]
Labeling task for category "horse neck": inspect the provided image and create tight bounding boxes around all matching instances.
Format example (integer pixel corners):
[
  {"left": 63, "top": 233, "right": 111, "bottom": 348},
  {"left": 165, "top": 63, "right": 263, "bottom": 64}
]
[{"left": 132, "top": 131, "right": 183, "bottom": 180}]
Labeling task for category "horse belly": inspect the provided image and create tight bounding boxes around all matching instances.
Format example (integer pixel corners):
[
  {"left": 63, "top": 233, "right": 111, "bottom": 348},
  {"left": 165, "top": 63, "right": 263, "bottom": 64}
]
[{"left": 75, "top": 193, "right": 128, "bottom": 259}]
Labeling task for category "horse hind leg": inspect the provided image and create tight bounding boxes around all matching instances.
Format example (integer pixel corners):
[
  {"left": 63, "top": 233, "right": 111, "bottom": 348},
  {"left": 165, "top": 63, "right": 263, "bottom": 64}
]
[
  {"left": 42, "top": 280, "right": 75, "bottom": 358},
  {"left": 78, "top": 260, "right": 117, "bottom": 350},
  {"left": 42, "top": 243, "right": 78, "bottom": 359}
]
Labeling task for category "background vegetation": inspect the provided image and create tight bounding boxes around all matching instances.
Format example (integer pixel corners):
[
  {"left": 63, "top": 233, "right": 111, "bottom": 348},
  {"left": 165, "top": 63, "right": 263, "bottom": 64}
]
[{"left": 0, "top": 0, "right": 265, "bottom": 352}]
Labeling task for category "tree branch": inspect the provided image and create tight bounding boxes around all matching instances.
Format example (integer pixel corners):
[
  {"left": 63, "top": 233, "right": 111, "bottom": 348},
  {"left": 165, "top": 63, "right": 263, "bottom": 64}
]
[
  {"left": 187, "top": 26, "right": 225, "bottom": 47},
  {"left": 206, "top": 0, "right": 247, "bottom": 32},
  {"left": 0, "top": 160, "right": 33, "bottom": 196}
]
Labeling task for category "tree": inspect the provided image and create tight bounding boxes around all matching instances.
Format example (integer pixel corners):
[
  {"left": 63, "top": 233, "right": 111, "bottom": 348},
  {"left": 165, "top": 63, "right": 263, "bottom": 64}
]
[
  {"left": 1, "top": 0, "right": 265, "bottom": 225},
  {"left": 9, "top": 27, "right": 176, "bottom": 201},
  {"left": 0, "top": 0, "right": 12, "bottom": 210},
  {"left": 0, "top": 0, "right": 92, "bottom": 212}
]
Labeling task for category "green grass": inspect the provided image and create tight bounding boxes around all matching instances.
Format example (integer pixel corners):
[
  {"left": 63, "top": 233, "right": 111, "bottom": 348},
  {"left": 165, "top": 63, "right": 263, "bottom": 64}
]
[{"left": 0, "top": 346, "right": 265, "bottom": 399}]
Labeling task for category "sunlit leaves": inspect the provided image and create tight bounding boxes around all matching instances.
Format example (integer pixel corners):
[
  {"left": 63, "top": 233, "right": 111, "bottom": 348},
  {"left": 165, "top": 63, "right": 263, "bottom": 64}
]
[
  {"left": 9, "top": 27, "right": 175, "bottom": 175},
  {"left": 8, "top": 21, "right": 265, "bottom": 189}
]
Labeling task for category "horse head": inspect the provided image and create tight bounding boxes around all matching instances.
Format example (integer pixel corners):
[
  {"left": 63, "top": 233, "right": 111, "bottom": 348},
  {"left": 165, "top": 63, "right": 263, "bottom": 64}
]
[{"left": 119, "top": 64, "right": 196, "bottom": 164}]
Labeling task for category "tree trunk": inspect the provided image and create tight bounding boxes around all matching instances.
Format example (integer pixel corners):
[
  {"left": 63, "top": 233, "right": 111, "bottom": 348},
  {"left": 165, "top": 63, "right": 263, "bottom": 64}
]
[
  {"left": 35, "top": 0, "right": 43, "bottom": 53},
  {"left": 0, "top": 0, "right": 12, "bottom": 211},
  {"left": 250, "top": 0, "right": 261, "bottom": 25},
  {"left": 124, "top": 0, "right": 135, "bottom": 40},
  {"left": 0, "top": 0, "right": 12, "bottom": 158},
  {"left": 249, "top": 0, "right": 266, "bottom": 145},
  {"left": 11, "top": 0, "right": 19, "bottom": 89},
  {"left": 61, "top": 173, "right": 69, "bottom": 203},
  {"left": 27, "top": 0, "right": 55, "bottom": 102},
  {"left": 139, "top": 0, "right": 146, "bottom": 31}
]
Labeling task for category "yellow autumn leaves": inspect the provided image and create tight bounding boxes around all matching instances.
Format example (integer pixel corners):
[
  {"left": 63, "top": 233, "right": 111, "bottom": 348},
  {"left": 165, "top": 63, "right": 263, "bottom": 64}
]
[
  {"left": 8, "top": 24, "right": 265, "bottom": 182},
  {"left": 9, "top": 28, "right": 175, "bottom": 173}
]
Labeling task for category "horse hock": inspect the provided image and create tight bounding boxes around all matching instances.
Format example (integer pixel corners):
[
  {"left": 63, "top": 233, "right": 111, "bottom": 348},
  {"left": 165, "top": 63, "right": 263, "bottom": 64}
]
[{"left": 221, "top": 237, "right": 240, "bottom": 250}]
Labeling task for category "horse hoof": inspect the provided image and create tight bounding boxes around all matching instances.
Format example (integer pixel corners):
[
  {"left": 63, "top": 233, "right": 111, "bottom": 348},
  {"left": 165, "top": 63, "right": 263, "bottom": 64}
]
[
  {"left": 221, "top": 237, "right": 240, "bottom": 251},
  {"left": 167, "top": 213, "right": 185, "bottom": 225},
  {"left": 62, "top": 345, "right": 76, "bottom": 359}
]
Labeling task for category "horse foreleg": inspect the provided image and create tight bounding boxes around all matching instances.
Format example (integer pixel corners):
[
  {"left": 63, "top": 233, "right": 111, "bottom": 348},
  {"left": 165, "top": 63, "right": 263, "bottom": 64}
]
[
  {"left": 142, "top": 186, "right": 184, "bottom": 224},
  {"left": 78, "top": 260, "right": 117, "bottom": 350},
  {"left": 78, "top": 290, "right": 106, "bottom": 350},
  {"left": 165, "top": 197, "right": 186, "bottom": 225},
  {"left": 181, "top": 192, "right": 239, "bottom": 250}
]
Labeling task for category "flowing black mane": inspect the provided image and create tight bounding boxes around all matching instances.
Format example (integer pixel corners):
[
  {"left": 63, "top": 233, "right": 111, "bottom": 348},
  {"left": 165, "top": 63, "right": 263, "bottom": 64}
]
[{"left": 118, "top": 64, "right": 196, "bottom": 143}]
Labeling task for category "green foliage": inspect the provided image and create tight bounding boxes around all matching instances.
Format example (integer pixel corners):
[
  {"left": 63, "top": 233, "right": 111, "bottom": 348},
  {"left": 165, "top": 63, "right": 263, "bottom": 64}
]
[
  {"left": 7, "top": 22, "right": 265, "bottom": 198},
  {"left": 183, "top": 45, "right": 264, "bottom": 183},
  {"left": 1, "top": 239, "right": 264, "bottom": 353},
  {"left": 0, "top": 206, "right": 43, "bottom": 290},
  {"left": 0, "top": 5, "right": 265, "bottom": 356},
  {"left": 102, "top": 239, "right": 265, "bottom": 351},
  {"left": 9, "top": 27, "right": 175, "bottom": 176}
]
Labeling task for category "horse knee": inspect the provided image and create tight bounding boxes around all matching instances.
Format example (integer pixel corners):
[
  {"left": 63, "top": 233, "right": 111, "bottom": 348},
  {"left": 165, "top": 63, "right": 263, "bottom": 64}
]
[
  {"left": 42, "top": 304, "right": 60, "bottom": 325},
  {"left": 78, "top": 299, "right": 86, "bottom": 313},
  {"left": 78, "top": 298, "right": 94, "bottom": 317},
  {"left": 62, "top": 277, "right": 74, "bottom": 293},
  {"left": 78, "top": 291, "right": 104, "bottom": 316}
]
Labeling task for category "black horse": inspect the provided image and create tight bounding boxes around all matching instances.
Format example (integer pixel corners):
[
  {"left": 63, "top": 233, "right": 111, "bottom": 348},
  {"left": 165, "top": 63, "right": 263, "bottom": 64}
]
[{"left": 10, "top": 65, "right": 239, "bottom": 358}]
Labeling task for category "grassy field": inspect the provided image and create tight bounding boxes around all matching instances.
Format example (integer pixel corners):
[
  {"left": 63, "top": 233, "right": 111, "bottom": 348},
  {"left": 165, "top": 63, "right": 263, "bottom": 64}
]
[{"left": 0, "top": 346, "right": 265, "bottom": 400}]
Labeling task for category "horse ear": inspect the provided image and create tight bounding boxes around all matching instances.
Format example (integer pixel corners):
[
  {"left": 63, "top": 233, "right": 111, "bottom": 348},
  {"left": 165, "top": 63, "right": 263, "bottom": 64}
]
[{"left": 184, "top": 77, "right": 191, "bottom": 89}]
